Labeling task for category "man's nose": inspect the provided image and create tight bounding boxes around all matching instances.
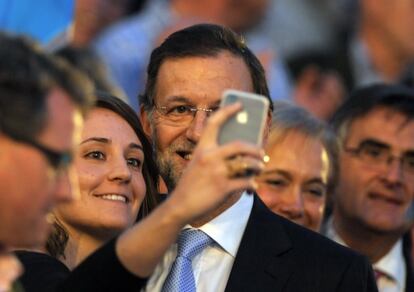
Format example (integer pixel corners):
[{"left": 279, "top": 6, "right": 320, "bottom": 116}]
[
  {"left": 381, "top": 158, "right": 404, "bottom": 186},
  {"left": 53, "top": 168, "right": 76, "bottom": 203},
  {"left": 278, "top": 188, "right": 305, "bottom": 221},
  {"left": 185, "top": 111, "right": 209, "bottom": 143}
]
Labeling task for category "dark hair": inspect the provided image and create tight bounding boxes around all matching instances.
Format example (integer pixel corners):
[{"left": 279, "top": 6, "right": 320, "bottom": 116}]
[
  {"left": 46, "top": 92, "right": 160, "bottom": 258},
  {"left": 54, "top": 46, "right": 127, "bottom": 101},
  {"left": 139, "top": 23, "right": 273, "bottom": 111},
  {"left": 0, "top": 32, "right": 94, "bottom": 141},
  {"left": 331, "top": 83, "right": 414, "bottom": 143}
]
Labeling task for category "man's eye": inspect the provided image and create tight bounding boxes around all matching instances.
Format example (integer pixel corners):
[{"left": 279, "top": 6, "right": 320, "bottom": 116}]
[
  {"left": 362, "top": 146, "right": 384, "bottom": 158},
  {"left": 85, "top": 151, "right": 105, "bottom": 160},
  {"left": 127, "top": 158, "right": 141, "bottom": 169},
  {"left": 404, "top": 156, "right": 414, "bottom": 171},
  {"left": 169, "top": 105, "right": 191, "bottom": 115}
]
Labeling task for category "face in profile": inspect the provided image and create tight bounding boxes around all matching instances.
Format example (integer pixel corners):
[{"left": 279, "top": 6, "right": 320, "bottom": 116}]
[
  {"left": 142, "top": 51, "right": 254, "bottom": 191},
  {"left": 256, "top": 130, "right": 329, "bottom": 232},
  {"left": 0, "top": 88, "right": 83, "bottom": 247},
  {"left": 54, "top": 108, "right": 146, "bottom": 239}
]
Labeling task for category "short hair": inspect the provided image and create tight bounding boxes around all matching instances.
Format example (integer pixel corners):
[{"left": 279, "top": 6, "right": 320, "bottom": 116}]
[
  {"left": 54, "top": 46, "right": 127, "bottom": 101},
  {"left": 46, "top": 92, "right": 160, "bottom": 258},
  {"left": 331, "top": 83, "right": 414, "bottom": 144},
  {"left": 269, "top": 101, "right": 339, "bottom": 196},
  {"left": 140, "top": 23, "right": 273, "bottom": 112},
  {"left": 0, "top": 33, "right": 94, "bottom": 142}
]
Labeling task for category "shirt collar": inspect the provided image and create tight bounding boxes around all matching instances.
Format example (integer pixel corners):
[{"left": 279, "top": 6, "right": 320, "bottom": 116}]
[
  {"left": 326, "top": 217, "right": 406, "bottom": 288},
  {"left": 185, "top": 191, "right": 253, "bottom": 257},
  {"left": 374, "top": 239, "right": 406, "bottom": 289}
]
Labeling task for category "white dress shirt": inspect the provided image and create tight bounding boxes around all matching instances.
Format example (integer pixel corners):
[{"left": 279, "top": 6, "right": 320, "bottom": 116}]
[
  {"left": 325, "top": 218, "right": 406, "bottom": 292},
  {"left": 143, "top": 192, "right": 254, "bottom": 292}
]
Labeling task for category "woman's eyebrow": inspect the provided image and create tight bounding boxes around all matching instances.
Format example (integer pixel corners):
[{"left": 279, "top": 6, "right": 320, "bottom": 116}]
[
  {"left": 80, "top": 137, "right": 110, "bottom": 145},
  {"left": 129, "top": 143, "right": 144, "bottom": 152}
]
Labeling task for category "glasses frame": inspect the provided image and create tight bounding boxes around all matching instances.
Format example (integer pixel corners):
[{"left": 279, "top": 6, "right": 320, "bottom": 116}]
[
  {"left": 5, "top": 130, "right": 72, "bottom": 171},
  {"left": 343, "top": 140, "right": 414, "bottom": 175},
  {"left": 153, "top": 103, "right": 216, "bottom": 126}
]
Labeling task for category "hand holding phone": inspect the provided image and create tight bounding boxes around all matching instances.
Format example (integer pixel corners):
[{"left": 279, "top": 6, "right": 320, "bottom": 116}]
[
  {"left": 218, "top": 89, "right": 269, "bottom": 146},
  {"left": 218, "top": 89, "right": 269, "bottom": 177}
]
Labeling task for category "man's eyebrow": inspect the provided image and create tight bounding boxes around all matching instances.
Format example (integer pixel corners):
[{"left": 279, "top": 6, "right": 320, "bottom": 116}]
[
  {"left": 164, "top": 95, "right": 191, "bottom": 103},
  {"left": 359, "top": 138, "right": 390, "bottom": 149},
  {"left": 80, "top": 137, "right": 110, "bottom": 145},
  {"left": 163, "top": 95, "right": 221, "bottom": 107}
]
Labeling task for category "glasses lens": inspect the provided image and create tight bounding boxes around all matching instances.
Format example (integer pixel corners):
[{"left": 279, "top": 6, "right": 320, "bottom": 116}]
[
  {"left": 403, "top": 155, "right": 414, "bottom": 174},
  {"left": 359, "top": 143, "right": 388, "bottom": 165},
  {"left": 156, "top": 104, "right": 194, "bottom": 126}
]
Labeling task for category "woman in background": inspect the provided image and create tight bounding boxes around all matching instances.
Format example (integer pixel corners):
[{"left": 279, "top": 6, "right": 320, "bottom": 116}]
[{"left": 256, "top": 101, "right": 338, "bottom": 232}]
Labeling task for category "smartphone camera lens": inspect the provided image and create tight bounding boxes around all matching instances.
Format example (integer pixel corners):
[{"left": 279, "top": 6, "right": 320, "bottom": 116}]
[{"left": 227, "top": 94, "right": 238, "bottom": 103}]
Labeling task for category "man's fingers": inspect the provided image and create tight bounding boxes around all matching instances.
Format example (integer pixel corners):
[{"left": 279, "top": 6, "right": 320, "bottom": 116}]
[{"left": 198, "top": 102, "right": 242, "bottom": 146}]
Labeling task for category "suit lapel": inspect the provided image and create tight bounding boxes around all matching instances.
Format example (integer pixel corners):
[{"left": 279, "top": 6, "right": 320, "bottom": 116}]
[
  {"left": 403, "top": 233, "right": 414, "bottom": 292},
  {"left": 225, "top": 195, "right": 294, "bottom": 292}
]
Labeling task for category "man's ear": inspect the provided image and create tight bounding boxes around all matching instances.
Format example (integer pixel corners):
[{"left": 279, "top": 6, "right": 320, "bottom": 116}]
[{"left": 139, "top": 105, "right": 153, "bottom": 138}]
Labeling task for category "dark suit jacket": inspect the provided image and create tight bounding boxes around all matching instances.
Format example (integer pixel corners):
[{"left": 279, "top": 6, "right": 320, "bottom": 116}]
[
  {"left": 225, "top": 196, "right": 378, "bottom": 292},
  {"left": 16, "top": 239, "right": 146, "bottom": 292},
  {"left": 403, "top": 232, "right": 414, "bottom": 292}
]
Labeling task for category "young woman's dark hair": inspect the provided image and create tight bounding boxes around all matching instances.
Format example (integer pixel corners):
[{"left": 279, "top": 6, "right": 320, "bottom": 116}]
[{"left": 46, "top": 92, "right": 159, "bottom": 258}]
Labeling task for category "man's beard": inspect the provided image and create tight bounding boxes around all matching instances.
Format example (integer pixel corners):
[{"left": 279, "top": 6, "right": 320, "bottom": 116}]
[
  {"left": 157, "top": 154, "right": 181, "bottom": 192},
  {"left": 151, "top": 128, "right": 195, "bottom": 193}
]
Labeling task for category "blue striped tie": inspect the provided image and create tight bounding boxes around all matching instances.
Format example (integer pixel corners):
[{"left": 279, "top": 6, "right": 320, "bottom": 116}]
[{"left": 162, "top": 229, "right": 213, "bottom": 292}]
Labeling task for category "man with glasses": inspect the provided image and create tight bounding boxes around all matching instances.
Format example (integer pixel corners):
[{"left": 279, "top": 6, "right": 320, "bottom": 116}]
[
  {"left": 325, "top": 84, "right": 414, "bottom": 292},
  {"left": 140, "top": 23, "right": 377, "bottom": 291},
  {"left": 0, "top": 32, "right": 93, "bottom": 290}
]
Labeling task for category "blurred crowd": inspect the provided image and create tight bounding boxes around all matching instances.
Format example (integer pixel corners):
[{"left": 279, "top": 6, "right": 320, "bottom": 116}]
[{"left": 0, "top": 0, "right": 414, "bottom": 291}]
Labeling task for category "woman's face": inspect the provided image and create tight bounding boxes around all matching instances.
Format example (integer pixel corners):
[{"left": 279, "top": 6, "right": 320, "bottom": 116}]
[
  {"left": 256, "top": 130, "right": 330, "bottom": 232},
  {"left": 55, "top": 108, "right": 146, "bottom": 238}
]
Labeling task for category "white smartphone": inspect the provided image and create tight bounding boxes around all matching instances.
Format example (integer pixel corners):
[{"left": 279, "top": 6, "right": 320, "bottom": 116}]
[{"left": 218, "top": 89, "right": 269, "bottom": 146}]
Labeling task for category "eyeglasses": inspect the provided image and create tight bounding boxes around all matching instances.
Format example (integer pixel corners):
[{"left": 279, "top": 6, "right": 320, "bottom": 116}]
[
  {"left": 6, "top": 131, "right": 72, "bottom": 174},
  {"left": 344, "top": 139, "right": 414, "bottom": 175},
  {"left": 154, "top": 103, "right": 218, "bottom": 126}
]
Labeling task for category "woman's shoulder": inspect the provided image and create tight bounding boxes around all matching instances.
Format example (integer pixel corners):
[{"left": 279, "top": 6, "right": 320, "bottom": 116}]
[{"left": 15, "top": 250, "right": 70, "bottom": 292}]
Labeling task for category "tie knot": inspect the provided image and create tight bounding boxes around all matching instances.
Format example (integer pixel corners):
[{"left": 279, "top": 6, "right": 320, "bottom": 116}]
[
  {"left": 374, "top": 269, "right": 388, "bottom": 281},
  {"left": 176, "top": 229, "right": 213, "bottom": 260}
]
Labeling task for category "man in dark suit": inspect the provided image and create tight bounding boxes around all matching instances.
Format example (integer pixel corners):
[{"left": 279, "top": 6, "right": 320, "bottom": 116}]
[
  {"left": 140, "top": 23, "right": 378, "bottom": 291},
  {"left": 325, "top": 84, "right": 414, "bottom": 292}
]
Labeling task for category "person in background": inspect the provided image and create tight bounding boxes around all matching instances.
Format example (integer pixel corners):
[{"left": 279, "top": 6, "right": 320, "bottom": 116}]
[
  {"left": 93, "top": 0, "right": 291, "bottom": 111},
  {"left": 139, "top": 23, "right": 377, "bottom": 291},
  {"left": 256, "top": 101, "right": 338, "bottom": 232},
  {"left": 72, "top": 0, "right": 148, "bottom": 47},
  {"left": 0, "top": 32, "right": 94, "bottom": 291},
  {"left": 338, "top": 0, "right": 414, "bottom": 90},
  {"left": 325, "top": 84, "right": 414, "bottom": 291},
  {"left": 55, "top": 46, "right": 128, "bottom": 102}
]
